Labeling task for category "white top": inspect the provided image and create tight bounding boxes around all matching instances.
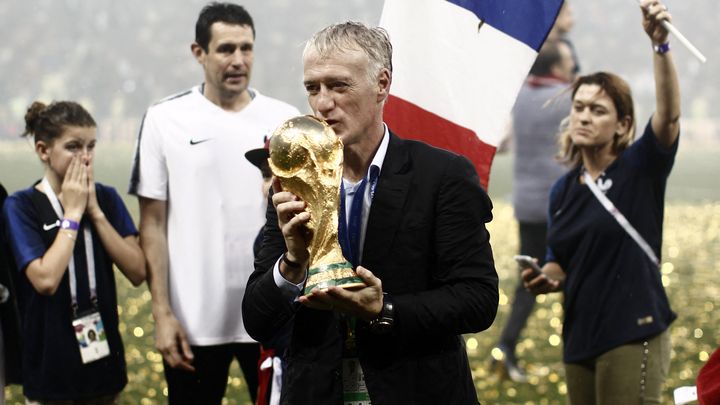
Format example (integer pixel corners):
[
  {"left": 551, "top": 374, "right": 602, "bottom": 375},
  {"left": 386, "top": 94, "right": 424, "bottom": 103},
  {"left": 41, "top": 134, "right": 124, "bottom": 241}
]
[
  {"left": 274, "top": 124, "right": 390, "bottom": 296},
  {"left": 130, "top": 85, "right": 300, "bottom": 345}
]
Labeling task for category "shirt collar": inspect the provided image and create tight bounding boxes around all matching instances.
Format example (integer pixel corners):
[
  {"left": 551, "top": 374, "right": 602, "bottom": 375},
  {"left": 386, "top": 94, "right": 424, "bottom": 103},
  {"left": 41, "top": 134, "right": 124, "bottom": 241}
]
[
  {"left": 369, "top": 123, "right": 390, "bottom": 176},
  {"left": 343, "top": 124, "right": 389, "bottom": 190}
]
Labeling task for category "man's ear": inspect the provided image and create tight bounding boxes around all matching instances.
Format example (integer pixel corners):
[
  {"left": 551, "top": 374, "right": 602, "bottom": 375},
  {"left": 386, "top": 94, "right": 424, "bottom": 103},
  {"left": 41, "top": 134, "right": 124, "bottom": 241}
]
[
  {"left": 376, "top": 68, "right": 392, "bottom": 102},
  {"left": 35, "top": 140, "right": 49, "bottom": 163},
  {"left": 191, "top": 42, "right": 206, "bottom": 65}
]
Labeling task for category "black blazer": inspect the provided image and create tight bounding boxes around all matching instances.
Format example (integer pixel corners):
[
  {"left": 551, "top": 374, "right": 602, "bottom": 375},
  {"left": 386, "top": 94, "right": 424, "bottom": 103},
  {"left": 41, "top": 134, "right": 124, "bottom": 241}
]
[{"left": 243, "top": 132, "right": 498, "bottom": 405}]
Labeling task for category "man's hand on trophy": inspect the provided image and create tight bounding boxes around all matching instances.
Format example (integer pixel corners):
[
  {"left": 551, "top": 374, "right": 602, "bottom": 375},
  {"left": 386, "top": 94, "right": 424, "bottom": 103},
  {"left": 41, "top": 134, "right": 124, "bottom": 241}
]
[
  {"left": 299, "top": 266, "right": 384, "bottom": 321},
  {"left": 272, "top": 178, "right": 311, "bottom": 283}
]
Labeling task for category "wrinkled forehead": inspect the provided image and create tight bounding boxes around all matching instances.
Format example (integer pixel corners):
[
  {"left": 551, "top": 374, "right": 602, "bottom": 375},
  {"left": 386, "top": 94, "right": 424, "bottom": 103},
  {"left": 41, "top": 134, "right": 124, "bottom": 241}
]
[
  {"left": 302, "top": 47, "right": 370, "bottom": 81},
  {"left": 303, "top": 43, "right": 367, "bottom": 66}
]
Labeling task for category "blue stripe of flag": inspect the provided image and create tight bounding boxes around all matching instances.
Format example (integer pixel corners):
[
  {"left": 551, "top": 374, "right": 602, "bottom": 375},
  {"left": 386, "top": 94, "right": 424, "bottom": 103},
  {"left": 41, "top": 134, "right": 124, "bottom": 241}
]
[{"left": 447, "top": 0, "right": 564, "bottom": 51}]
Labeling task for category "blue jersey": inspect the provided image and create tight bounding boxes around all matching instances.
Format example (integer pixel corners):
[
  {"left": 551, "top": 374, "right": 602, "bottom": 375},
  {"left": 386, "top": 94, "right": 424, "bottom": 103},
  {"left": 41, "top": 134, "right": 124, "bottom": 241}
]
[{"left": 2, "top": 182, "right": 136, "bottom": 400}]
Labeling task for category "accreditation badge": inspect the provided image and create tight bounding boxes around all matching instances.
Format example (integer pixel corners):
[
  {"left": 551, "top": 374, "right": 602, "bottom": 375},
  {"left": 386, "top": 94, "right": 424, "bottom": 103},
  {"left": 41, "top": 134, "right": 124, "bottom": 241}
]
[
  {"left": 72, "top": 311, "right": 110, "bottom": 364},
  {"left": 342, "top": 357, "right": 371, "bottom": 405}
]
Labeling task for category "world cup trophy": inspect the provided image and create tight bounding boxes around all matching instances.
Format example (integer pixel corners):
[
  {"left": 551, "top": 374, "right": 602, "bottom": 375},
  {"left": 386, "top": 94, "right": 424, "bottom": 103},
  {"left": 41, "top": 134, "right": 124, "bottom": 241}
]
[{"left": 268, "top": 115, "right": 365, "bottom": 296}]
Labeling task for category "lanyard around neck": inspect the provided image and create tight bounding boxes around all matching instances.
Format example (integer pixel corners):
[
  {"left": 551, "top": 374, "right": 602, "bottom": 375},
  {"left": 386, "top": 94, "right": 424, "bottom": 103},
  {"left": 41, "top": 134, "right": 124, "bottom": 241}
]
[
  {"left": 338, "top": 166, "right": 380, "bottom": 267},
  {"left": 41, "top": 177, "right": 97, "bottom": 311}
]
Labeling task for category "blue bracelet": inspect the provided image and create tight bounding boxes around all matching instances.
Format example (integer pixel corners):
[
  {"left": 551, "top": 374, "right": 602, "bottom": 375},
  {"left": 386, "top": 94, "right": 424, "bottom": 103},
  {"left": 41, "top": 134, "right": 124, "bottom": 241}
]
[
  {"left": 61, "top": 218, "right": 80, "bottom": 231},
  {"left": 653, "top": 42, "right": 670, "bottom": 55}
]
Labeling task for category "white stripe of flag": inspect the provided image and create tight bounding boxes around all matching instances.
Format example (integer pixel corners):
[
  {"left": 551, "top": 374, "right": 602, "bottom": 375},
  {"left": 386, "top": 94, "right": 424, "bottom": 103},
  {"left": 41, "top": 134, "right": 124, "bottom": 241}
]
[{"left": 380, "top": 0, "right": 564, "bottom": 189}]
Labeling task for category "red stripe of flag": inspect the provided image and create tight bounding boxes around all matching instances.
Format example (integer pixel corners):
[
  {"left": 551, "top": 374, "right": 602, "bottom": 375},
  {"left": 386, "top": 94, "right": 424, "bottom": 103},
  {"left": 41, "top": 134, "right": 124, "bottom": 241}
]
[{"left": 384, "top": 94, "right": 496, "bottom": 190}]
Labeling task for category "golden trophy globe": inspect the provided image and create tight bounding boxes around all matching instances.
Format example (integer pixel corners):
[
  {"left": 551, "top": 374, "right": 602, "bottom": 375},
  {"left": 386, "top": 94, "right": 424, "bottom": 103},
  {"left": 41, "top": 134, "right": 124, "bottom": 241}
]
[{"left": 268, "top": 115, "right": 365, "bottom": 296}]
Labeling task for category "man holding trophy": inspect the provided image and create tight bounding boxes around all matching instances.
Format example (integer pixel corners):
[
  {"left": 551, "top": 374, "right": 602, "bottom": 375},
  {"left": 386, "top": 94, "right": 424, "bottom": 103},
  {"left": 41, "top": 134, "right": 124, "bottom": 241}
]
[{"left": 243, "top": 22, "right": 498, "bottom": 405}]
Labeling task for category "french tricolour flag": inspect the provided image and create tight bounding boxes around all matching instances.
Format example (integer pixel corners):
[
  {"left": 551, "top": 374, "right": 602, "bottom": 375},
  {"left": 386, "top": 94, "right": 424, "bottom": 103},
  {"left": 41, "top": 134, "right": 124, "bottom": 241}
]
[{"left": 380, "top": 0, "right": 564, "bottom": 189}]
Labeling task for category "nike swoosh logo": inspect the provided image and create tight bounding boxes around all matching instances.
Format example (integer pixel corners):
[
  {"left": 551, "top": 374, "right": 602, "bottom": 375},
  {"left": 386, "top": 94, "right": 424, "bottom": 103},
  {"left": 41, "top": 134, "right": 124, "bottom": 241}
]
[
  {"left": 43, "top": 220, "right": 60, "bottom": 231},
  {"left": 189, "top": 138, "right": 213, "bottom": 145}
]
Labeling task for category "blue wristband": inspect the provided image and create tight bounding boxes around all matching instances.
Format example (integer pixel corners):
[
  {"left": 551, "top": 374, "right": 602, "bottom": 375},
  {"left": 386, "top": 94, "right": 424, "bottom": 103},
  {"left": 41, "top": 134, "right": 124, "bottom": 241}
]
[
  {"left": 61, "top": 218, "right": 80, "bottom": 231},
  {"left": 653, "top": 42, "right": 670, "bottom": 55}
]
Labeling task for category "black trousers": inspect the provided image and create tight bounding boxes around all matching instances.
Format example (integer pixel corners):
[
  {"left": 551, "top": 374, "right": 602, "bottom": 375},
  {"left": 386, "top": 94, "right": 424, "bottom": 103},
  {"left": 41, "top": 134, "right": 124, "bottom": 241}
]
[
  {"left": 498, "top": 222, "right": 547, "bottom": 357},
  {"left": 163, "top": 342, "right": 260, "bottom": 405}
]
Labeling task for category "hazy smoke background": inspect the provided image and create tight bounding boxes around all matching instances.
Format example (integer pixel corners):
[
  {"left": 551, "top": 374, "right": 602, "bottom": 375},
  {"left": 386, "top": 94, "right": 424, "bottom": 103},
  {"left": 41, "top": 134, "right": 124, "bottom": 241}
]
[{"left": 0, "top": 0, "right": 716, "bottom": 144}]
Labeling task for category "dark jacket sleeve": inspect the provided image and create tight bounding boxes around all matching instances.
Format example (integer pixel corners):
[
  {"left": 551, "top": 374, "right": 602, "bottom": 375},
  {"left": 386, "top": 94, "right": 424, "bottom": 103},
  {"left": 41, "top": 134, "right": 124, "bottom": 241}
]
[
  {"left": 242, "top": 190, "right": 297, "bottom": 344},
  {"left": 391, "top": 154, "right": 498, "bottom": 339}
]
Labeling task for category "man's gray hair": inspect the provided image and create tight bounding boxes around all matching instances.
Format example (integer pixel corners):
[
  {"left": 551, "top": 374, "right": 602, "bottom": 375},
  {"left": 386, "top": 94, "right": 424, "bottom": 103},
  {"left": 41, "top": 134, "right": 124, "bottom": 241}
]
[{"left": 303, "top": 21, "right": 393, "bottom": 83}]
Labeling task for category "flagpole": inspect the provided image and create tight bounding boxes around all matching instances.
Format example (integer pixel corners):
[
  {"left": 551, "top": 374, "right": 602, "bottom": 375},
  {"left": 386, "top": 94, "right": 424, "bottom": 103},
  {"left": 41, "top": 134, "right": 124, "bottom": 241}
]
[{"left": 635, "top": 0, "right": 707, "bottom": 63}]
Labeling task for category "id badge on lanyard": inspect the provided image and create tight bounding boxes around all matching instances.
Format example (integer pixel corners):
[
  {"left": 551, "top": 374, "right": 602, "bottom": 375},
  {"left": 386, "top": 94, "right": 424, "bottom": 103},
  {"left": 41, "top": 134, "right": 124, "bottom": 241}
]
[
  {"left": 72, "top": 310, "right": 110, "bottom": 363},
  {"left": 42, "top": 177, "right": 110, "bottom": 364},
  {"left": 342, "top": 317, "right": 371, "bottom": 405}
]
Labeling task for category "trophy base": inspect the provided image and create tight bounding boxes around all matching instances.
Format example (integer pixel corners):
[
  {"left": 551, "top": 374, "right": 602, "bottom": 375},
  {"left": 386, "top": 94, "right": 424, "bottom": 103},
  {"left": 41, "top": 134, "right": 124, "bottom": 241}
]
[{"left": 304, "top": 261, "right": 365, "bottom": 296}]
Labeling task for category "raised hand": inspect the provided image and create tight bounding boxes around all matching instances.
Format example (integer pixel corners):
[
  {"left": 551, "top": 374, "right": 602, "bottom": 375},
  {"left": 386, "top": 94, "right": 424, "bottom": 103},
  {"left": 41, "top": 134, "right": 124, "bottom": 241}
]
[
  {"left": 85, "top": 160, "right": 104, "bottom": 221},
  {"left": 271, "top": 177, "right": 311, "bottom": 282},
  {"left": 640, "top": 0, "right": 671, "bottom": 45},
  {"left": 58, "top": 156, "right": 88, "bottom": 221}
]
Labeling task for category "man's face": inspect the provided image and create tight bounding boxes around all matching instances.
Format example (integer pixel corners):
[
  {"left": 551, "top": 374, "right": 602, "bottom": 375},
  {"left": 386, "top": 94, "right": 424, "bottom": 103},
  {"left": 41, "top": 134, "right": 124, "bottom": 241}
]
[
  {"left": 302, "top": 47, "right": 388, "bottom": 149},
  {"left": 194, "top": 22, "right": 254, "bottom": 99}
]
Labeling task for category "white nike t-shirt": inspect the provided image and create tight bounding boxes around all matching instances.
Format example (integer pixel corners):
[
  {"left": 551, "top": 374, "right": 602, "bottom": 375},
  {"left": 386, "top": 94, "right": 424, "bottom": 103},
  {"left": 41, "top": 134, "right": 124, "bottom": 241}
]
[{"left": 130, "top": 86, "right": 300, "bottom": 345}]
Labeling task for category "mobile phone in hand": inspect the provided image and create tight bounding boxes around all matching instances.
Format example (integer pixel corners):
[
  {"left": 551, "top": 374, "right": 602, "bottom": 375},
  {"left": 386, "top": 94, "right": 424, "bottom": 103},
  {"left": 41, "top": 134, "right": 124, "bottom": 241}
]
[{"left": 513, "top": 255, "right": 542, "bottom": 278}]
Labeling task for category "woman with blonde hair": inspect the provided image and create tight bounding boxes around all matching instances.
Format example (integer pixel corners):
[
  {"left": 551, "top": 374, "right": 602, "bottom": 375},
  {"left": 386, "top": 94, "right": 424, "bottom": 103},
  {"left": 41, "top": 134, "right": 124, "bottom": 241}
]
[{"left": 523, "top": 1, "right": 680, "bottom": 403}]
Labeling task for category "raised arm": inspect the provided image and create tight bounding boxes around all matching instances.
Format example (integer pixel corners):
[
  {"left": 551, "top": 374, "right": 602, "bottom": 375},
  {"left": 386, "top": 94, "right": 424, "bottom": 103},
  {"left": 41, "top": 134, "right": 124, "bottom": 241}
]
[
  {"left": 242, "top": 186, "right": 301, "bottom": 344},
  {"left": 641, "top": 0, "right": 681, "bottom": 147},
  {"left": 25, "top": 157, "right": 87, "bottom": 295}
]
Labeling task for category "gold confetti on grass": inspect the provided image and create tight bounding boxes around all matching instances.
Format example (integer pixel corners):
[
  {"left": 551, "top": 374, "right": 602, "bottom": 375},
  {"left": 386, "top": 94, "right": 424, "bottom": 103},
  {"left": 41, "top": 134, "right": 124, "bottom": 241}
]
[{"left": 5, "top": 202, "right": 719, "bottom": 404}]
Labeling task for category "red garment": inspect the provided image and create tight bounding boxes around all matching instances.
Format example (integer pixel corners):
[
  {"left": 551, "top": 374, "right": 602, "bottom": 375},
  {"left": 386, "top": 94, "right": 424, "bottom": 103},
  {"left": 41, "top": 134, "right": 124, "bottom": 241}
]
[
  {"left": 698, "top": 348, "right": 720, "bottom": 405},
  {"left": 255, "top": 347, "right": 275, "bottom": 405}
]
